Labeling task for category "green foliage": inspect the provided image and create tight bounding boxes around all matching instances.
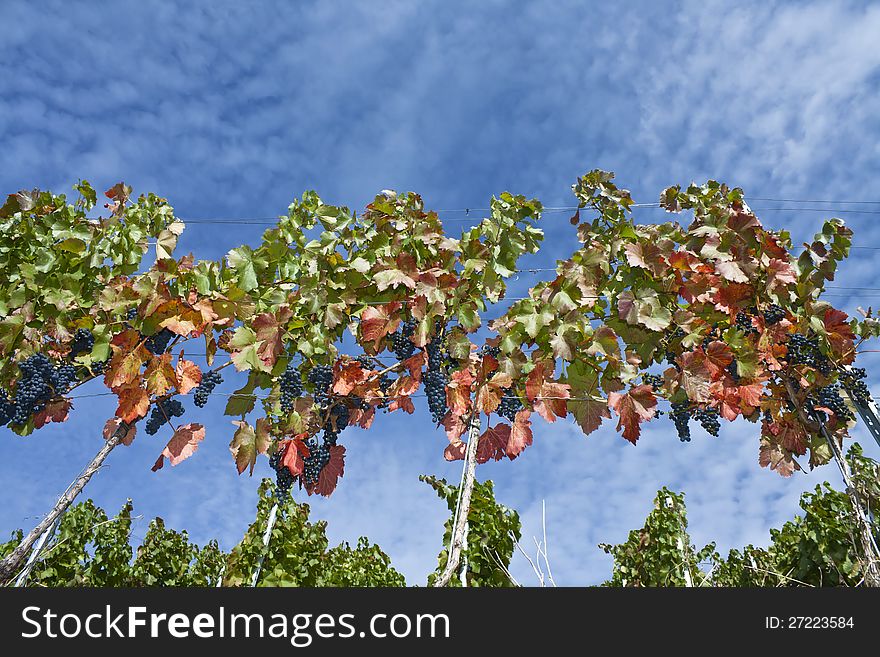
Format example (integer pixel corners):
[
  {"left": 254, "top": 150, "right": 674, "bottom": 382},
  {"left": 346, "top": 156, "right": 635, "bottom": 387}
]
[
  {"left": 8, "top": 480, "right": 402, "bottom": 587},
  {"left": 604, "top": 445, "right": 880, "bottom": 587},
  {"left": 600, "top": 488, "right": 715, "bottom": 587},
  {"left": 423, "top": 474, "right": 521, "bottom": 587},
  {"left": 223, "top": 479, "right": 405, "bottom": 587}
]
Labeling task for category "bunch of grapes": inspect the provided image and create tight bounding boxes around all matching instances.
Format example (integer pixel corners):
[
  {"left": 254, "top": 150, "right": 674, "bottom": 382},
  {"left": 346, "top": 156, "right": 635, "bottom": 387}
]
[
  {"left": 480, "top": 345, "right": 501, "bottom": 358},
  {"left": 670, "top": 401, "right": 691, "bottom": 442},
  {"left": 693, "top": 407, "right": 720, "bottom": 436},
  {"left": 786, "top": 334, "right": 832, "bottom": 374},
  {"left": 642, "top": 374, "right": 663, "bottom": 391},
  {"left": 424, "top": 370, "right": 448, "bottom": 423},
  {"left": 390, "top": 320, "right": 416, "bottom": 361},
  {"left": 307, "top": 365, "right": 334, "bottom": 406},
  {"left": 497, "top": 389, "right": 523, "bottom": 422},
  {"left": 735, "top": 311, "right": 757, "bottom": 336},
  {"left": 355, "top": 355, "right": 374, "bottom": 370},
  {"left": 194, "top": 370, "right": 223, "bottom": 408},
  {"left": 839, "top": 367, "right": 873, "bottom": 407},
  {"left": 270, "top": 446, "right": 295, "bottom": 501},
  {"left": 814, "top": 384, "right": 854, "bottom": 423},
  {"left": 278, "top": 362, "right": 302, "bottom": 412},
  {"left": 145, "top": 328, "right": 174, "bottom": 355},
  {"left": 763, "top": 304, "right": 786, "bottom": 325},
  {"left": 145, "top": 398, "right": 185, "bottom": 435},
  {"left": 69, "top": 328, "right": 95, "bottom": 358},
  {"left": 325, "top": 403, "right": 350, "bottom": 444},
  {"left": 302, "top": 443, "right": 331, "bottom": 486},
  {"left": 1, "top": 354, "right": 80, "bottom": 427}
]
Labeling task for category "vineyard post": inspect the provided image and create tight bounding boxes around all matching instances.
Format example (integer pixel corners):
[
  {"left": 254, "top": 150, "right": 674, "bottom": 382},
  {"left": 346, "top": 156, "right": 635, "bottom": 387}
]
[
  {"left": 250, "top": 502, "right": 279, "bottom": 587},
  {"left": 13, "top": 516, "right": 59, "bottom": 587},
  {"left": 0, "top": 422, "right": 129, "bottom": 584},
  {"left": 434, "top": 413, "right": 482, "bottom": 587},
  {"left": 665, "top": 495, "right": 694, "bottom": 587}
]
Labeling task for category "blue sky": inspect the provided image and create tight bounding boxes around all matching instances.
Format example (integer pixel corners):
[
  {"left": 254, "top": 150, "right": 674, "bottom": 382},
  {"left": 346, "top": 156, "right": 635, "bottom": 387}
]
[{"left": 2, "top": 0, "right": 880, "bottom": 585}]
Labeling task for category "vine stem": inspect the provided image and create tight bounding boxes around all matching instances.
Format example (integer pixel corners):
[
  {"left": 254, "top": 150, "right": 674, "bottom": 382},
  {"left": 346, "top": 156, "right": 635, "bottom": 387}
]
[
  {"left": 434, "top": 410, "right": 482, "bottom": 588},
  {"left": 0, "top": 420, "right": 130, "bottom": 584}
]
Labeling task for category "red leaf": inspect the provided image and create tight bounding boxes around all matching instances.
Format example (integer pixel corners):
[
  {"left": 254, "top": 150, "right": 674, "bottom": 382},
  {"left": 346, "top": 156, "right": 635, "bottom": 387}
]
[
  {"left": 444, "top": 439, "right": 466, "bottom": 461},
  {"left": 758, "top": 437, "right": 800, "bottom": 477},
  {"left": 506, "top": 410, "right": 533, "bottom": 459},
  {"left": 333, "top": 361, "right": 369, "bottom": 395},
  {"left": 360, "top": 302, "right": 402, "bottom": 348},
  {"left": 32, "top": 397, "right": 72, "bottom": 429},
  {"left": 279, "top": 438, "right": 306, "bottom": 477},
  {"left": 704, "top": 341, "right": 734, "bottom": 378},
  {"left": 608, "top": 384, "right": 657, "bottom": 444},
  {"left": 533, "top": 382, "right": 570, "bottom": 423},
  {"left": 175, "top": 357, "right": 202, "bottom": 394},
  {"left": 823, "top": 308, "right": 855, "bottom": 362},
  {"left": 766, "top": 258, "right": 796, "bottom": 292},
  {"left": 446, "top": 369, "right": 474, "bottom": 416},
  {"left": 152, "top": 423, "right": 205, "bottom": 471},
  {"left": 477, "top": 424, "right": 510, "bottom": 464},
  {"left": 678, "top": 350, "right": 712, "bottom": 403},
  {"left": 115, "top": 384, "right": 150, "bottom": 423},
  {"left": 311, "top": 445, "right": 345, "bottom": 497},
  {"left": 252, "top": 311, "right": 285, "bottom": 369},
  {"left": 442, "top": 412, "right": 468, "bottom": 442},
  {"left": 102, "top": 417, "right": 137, "bottom": 446}
]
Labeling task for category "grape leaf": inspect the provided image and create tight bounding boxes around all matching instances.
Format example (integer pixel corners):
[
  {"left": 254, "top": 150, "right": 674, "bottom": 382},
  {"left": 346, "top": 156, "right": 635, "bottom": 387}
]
[
  {"left": 32, "top": 397, "right": 72, "bottom": 429},
  {"left": 175, "top": 357, "right": 202, "bottom": 394},
  {"left": 102, "top": 417, "right": 137, "bottom": 446},
  {"left": 151, "top": 423, "right": 205, "bottom": 471},
  {"left": 564, "top": 361, "right": 610, "bottom": 436},
  {"left": 144, "top": 353, "right": 176, "bottom": 396},
  {"left": 360, "top": 302, "right": 402, "bottom": 349},
  {"left": 506, "top": 410, "right": 533, "bottom": 459},
  {"left": 477, "top": 424, "right": 510, "bottom": 464},
  {"left": 608, "top": 384, "right": 657, "bottom": 444},
  {"left": 115, "top": 383, "right": 150, "bottom": 423},
  {"left": 229, "top": 419, "right": 271, "bottom": 476}
]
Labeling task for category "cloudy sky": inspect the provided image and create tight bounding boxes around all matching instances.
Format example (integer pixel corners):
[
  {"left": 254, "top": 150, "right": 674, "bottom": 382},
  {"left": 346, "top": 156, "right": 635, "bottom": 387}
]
[{"left": 2, "top": 0, "right": 880, "bottom": 585}]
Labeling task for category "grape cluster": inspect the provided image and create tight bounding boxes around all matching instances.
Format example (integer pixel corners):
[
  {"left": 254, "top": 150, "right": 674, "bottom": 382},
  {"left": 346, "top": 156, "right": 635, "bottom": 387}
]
[
  {"left": 693, "top": 407, "right": 720, "bottom": 436},
  {"left": 763, "top": 304, "right": 786, "bottom": 325},
  {"left": 839, "top": 367, "right": 873, "bottom": 407},
  {"left": 69, "top": 328, "right": 95, "bottom": 358},
  {"left": 670, "top": 401, "right": 691, "bottom": 442},
  {"left": 642, "top": 374, "right": 663, "bottom": 391},
  {"left": 497, "top": 389, "right": 523, "bottom": 422},
  {"left": 278, "top": 362, "right": 302, "bottom": 412},
  {"left": 390, "top": 320, "right": 416, "bottom": 361},
  {"left": 355, "top": 355, "right": 374, "bottom": 370},
  {"left": 786, "top": 334, "right": 832, "bottom": 374},
  {"left": 325, "top": 403, "right": 350, "bottom": 444},
  {"left": 307, "top": 365, "right": 334, "bottom": 405},
  {"left": 814, "top": 384, "right": 854, "bottom": 422},
  {"left": 194, "top": 370, "right": 223, "bottom": 408},
  {"left": 145, "top": 398, "right": 185, "bottom": 435},
  {"left": 0, "top": 354, "right": 79, "bottom": 426},
  {"left": 480, "top": 345, "right": 501, "bottom": 358},
  {"left": 424, "top": 370, "right": 448, "bottom": 423},
  {"left": 145, "top": 328, "right": 174, "bottom": 355},
  {"left": 270, "top": 447, "right": 295, "bottom": 501},
  {"left": 302, "top": 443, "right": 331, "bottom": 486},
  {"left": 735, "top": 312, "right": 757, "bottom": 335}
]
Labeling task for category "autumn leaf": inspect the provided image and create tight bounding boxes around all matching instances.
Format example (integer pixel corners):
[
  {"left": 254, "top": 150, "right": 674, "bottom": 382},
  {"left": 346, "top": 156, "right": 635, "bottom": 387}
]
[
  {"left": 704, "top": 341, "right": 734, "bottom": 378},
  {"left": 442, "top": 412, "right": 468, "bottom": 442},
  {"left": 333, "top": 360, "right": 369, "bottom": 395},
  {"left": 678, "top": 350, "right": 712, "bottom": 403},
  {"left": 506, "top": 410, "right": 533, "bottom": 459},
  {"left": 822, "top": 307, "right": 855, "bottom": 362},
  {"left": 608, "top": 384, "right": 657, "bottom": 444},
  {"left": 766, "top": 258, "right": 796, "bottom": 292},
  {"left": 32, "top": 398, "right": 72, "bottom": 429},
  {"left": 115, "top": 383, "right": 150, "bottom": 423},
  {"left": 360, "top": 302, "right": 402, "bottom": 349},
  {"left": 175, "top": 357, "right": 202, "bottom": 394},
  {"left": 229, "top": 419, "right": 271, "bottom": 476},
  {"left": 758, "top": 437, "right": 800, "bottom": 477},
  {"left": 102, "top": 417, "right": 137, "bottom": 446},
  {"left": 144, "top": 353, "right": 177, "bottom": 396},
  {"left": 151, "top": 423, "right": 205, "bottom": 471},
  {"left": 278, "top": 437, "right": 309, "bottom": 477},
  {"left": 446, "top": 369, "right": 474, "bottom": 416},
  {"left": 374, "top": 268, "right": 417, "bottom": 291},
  {"left": 476, "top": 424, "right": 510, "bottom": 464},
  {"left": 444, "top": 439, "right": 466, "bottom": 461}
]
